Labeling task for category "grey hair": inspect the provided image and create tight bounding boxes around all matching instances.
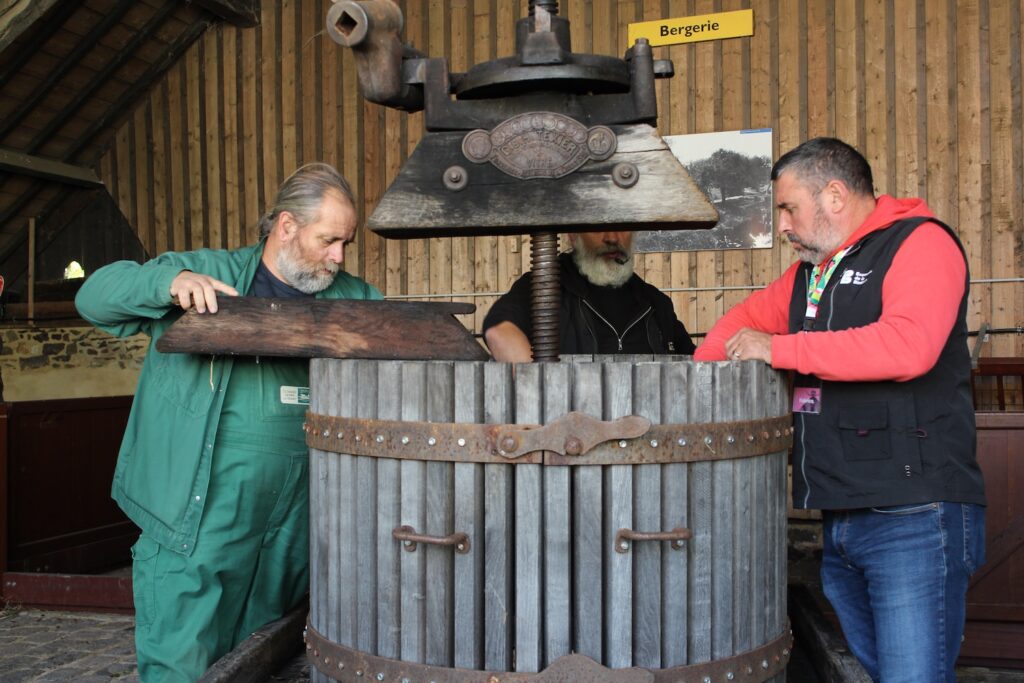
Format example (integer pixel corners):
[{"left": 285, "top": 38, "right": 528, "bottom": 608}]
[
  {"left": 258, "top": 163, "right": 355, "bottom": 238},
  {"left": 770, "top": 137, "right": 874, "bottom": 197}
]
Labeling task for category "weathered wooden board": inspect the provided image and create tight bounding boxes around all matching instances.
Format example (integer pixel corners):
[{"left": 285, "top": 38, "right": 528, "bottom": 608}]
[{"left": 155, "top": 297, "right": 488, "bottom": 360}]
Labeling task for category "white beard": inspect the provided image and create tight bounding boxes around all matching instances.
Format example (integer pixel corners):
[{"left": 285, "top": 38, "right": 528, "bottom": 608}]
[
  {"left": 276, "top": 240, "right": 337, "bottom": 294},
  {"left": 572, "top": 243, "right": 634, "bottom": 288}
]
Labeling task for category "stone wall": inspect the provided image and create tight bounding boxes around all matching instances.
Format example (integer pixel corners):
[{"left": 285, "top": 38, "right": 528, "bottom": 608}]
[{"left": 1, "top": 325, "right": 147, "bottom": 401}]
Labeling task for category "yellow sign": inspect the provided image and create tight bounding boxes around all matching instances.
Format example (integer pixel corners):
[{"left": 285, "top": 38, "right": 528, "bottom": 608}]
[{"left": 627, "top": 9, "right": 754, "bottom": 47}]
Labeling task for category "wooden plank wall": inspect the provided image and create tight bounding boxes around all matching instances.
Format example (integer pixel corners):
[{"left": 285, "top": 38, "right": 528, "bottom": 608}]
[{"left": 96, "top": 0, "right": 1024, "bottom": 355}]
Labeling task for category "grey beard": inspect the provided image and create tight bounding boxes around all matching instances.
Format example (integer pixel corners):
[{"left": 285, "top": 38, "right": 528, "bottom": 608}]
[
  {"left": 276, "top": 249, "right": 337, "bottom": 294},
  {"left": 572, "top": 248, "right": 634, "bottom": 288}
]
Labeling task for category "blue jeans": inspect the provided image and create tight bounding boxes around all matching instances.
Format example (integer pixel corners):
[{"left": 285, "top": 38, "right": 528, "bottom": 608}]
[{"left": 821, "top": 502, "right": 986, "bottom": 683}]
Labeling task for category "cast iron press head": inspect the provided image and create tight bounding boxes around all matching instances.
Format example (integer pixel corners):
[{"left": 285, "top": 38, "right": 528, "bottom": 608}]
[{"left": 327, "top": 0, "right": 718, "bottom": 360}]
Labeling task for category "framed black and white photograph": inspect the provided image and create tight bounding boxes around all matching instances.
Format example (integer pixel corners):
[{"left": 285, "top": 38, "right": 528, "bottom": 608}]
[{"left": 635, "top": 128, "right": 774, "bottom": 252}]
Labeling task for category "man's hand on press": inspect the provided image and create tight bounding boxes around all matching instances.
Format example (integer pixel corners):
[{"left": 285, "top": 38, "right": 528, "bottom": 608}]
[
  {"left": 169, "top": 271, "right": 239, "bottom": 314},
  {"left": 724, "top": 327, "right": 773, "bottom": 364}
]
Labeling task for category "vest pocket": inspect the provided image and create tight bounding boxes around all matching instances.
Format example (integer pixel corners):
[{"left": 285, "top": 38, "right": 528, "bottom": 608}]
[{"left": 838, "top": 403, "right": 891, "bottom": 461}]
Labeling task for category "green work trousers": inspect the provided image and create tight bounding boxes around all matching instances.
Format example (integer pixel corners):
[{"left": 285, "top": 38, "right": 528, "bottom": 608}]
[{"left": 131, "top": 438, "right": 309, "bottom": 682}]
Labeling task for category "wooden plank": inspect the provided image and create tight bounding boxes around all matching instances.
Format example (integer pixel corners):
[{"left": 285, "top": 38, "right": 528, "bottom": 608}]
[
  {"left": 893, "top": 0, "right": 921, "bottom": 200},
  {"left": 261, "top": 3, "right": 281, "bottom": 208},
  {"left": 711, "top": 362, "right": 736, "bottom": 659},
  {"left": 156, "top": 298, "right": 488, "bottom": 361},
  {"left": 571, "top": 360, "right": 604, "bottom": 662},
  {"left": 833, "top": 0, "right": 862, "bottom": 147},
  {"left": 335, "top": 360, "right": 359, "bottom": 648},
  {"left": 483, "top": 361, "right": 514, "bottom": 671},
  {"left": 150, "top": 80, "right": 170, "bottom": 256},
  {"left": 453, "top": 361, "right": 485, "bottom": 669},
  {"left": 425, "top": 361, "right": 455, "bottom": 666},
  {"left": 863, "top": 0, "right": 890, "bottom": 193},
  {"left": 240, "top": 22, "right": 261, "bottom": 244},
  {"left": 186, "top": 44, "right": 206, "bottom": 250},
  {"left": 514, "top": 362, "right": 544, "bottom": 672},
  {"left": 603, "top": 360, "right": 634, "bottom": 668},
  {"left": 925, "top": 0, "right": 955, "bottom": 223},
  {"left": 166, "top": 62, "right": 188, "bottom": 252},
  {"left": 280, "top": 0, "right": 296, "bottom": 174},
  {"left": 355, "top": 360, "right": 380, "bottom": 654},
  {"left": 400, "top": 361, "right": 428, "bottom": 662},
  {"left": 805, "top": 0, "right": 831, "bottom": 137},
  {"left": 957, "top": 1, "right": 986, "bottom": 336},
  {"left": 375, "top": 360, "right": 402, "bottom": 660},
  {"left": 300, "top": 0, "right": 320, "bottom": 164},
  {"left": 661, "top": 360, "right": 690, "bottom": 667},
  {"left": 542, "top": 361, "right": 572, "bottom": 667},
  {"left": 133, "top": 104, "right": 153, "bottom": 255},
  {"left": 687, "top": 360, "right": 714, "bottom": 663},
  {"left": 221, "top": 26, "right": 241, "bottom": 250},
  {"left": 631, "top": 361, "right": 662, "bottom": 668},
  {"left": 0, "top": 147, "right": 102, "bottom": 187},
  {"left": 307, "top": 360, "right": 326, "bottom": 664},
  {"left": 987, "top": 1, "right": 1017, "bottom": 356},
  {"left": 203, "top": 29, "right": 224, "bottom": 250}
]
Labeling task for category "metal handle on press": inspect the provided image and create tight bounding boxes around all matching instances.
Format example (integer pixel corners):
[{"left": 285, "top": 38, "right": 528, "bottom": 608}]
[
  {"left": 614, "top": 527, "right": 692, "bottom": 553},
  {"left": 393, "top": 525, "right": 471, "bottom": 554}
]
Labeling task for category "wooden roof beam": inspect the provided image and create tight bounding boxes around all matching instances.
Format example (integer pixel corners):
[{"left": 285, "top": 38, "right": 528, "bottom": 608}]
[
  {"left": 192, "top": 0, "right": 261, "bottom": 28},
  {"left": 0, "top": 0, "right": 60, "bottom": 54},
  {"left": 0, "top": 147, "right": 102, "bottom": 187}
]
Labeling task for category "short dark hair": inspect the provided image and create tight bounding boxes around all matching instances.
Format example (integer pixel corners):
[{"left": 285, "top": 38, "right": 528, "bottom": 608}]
[
  {"left": 258, "top": 163, "right": 355, "bottom": 238},
  {"left": 770, "top": 137, "right": 874, "bottom": 197}
]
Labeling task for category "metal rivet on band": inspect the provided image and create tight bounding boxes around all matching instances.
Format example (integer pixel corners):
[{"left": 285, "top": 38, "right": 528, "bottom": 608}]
[
  {"left": 375, "top": 435, "right": 384, "bottom": 443},
  {"left": 458, "top": 438, "right": 466, "bottom": 447},
  {"left": 618, "top": 440, "right": 627, "bottom": 448},
  {"left": 401, "top": 436, "right": 410, "bottom": 445},
  {"left": 727, "top": 435, "right": 736, "bottom": 443},
  {"left": 704, "top": 436, "right": 713, "bottom": 445},
  {"left": 337, "top": 431, "right": 344, "bottom": 439},
  {"left": 677, "top": 437, "right": 687, "bottom": 446},
  {"left": 428, "top": 437, "right": 437, "bottom": 446},
  {"left": 650, "top": 439, "right": 659, "bottom": 447},
  {"left": 322, "top": 429, "right": 330, "bottom": 437}
]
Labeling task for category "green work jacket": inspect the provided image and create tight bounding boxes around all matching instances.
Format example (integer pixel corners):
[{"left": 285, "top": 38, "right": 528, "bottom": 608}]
[{"left": 75, "top": 242, "right": 382, "bottom": 555}]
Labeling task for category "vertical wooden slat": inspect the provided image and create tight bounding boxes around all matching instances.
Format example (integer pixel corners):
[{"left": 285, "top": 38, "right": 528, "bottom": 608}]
[
  {"left": 166, "top": 64, "right": 187, "bottom": 252},
  {"left": 542, "top": 362, "right": 572, "bottom": 667},
  {"left": 483, "top": 361, "right": 514, "bottom": 671},
  {"left": 660, "top": 361, "right": 690, "bottom": 667},
  {"left": 335, "top": 360, "right": 360, "bottom": 648},
  {"left": 185, "top": 45, "right": 205, "bottom": 250},
  {"left": 221, "top": 27, "right": 241, "bottom": 250},
  {"left": 710, "top": 363, "right": 736, "bottom": 660},
  {"left": 893, "top": 0, "right": 922, "bottom": 199},
  {"left": 308, "top": 359, "right": 329, "bottom": 683},
  {"left": 132, "top": 105, "right": 152, "bottom": 255},
  {"left": 150, "top": 82, "right": 169, "bottom": 256},
  {"left": 203, "top": 29, "right": 223, "bottom": 250},
  {"left": 280, "top": 0, "right": 298, "bottom": 173},
  {"left": 425, "top": 362, "right": 455, "bottom": 666},
  {"left": 375, "top": 361, "right": 402, "bottom": 660},
  {"left": 603, "top": 360, "right": 634, "bottom": 668},
  {"left": 400, "top": 362, "right": 428, "bottom": 662},
  {"left": 572, "top": 361, "right": 604, "bottom": 662},
  {"left": 301, "top": 0, "right": 321, "bottom": 165},
  {"left": 863, "top": 0, "right": 890, "bottom": 193},
  {"left": 749, "top": 0, "right": 776, "bottom": 291},
  {"left": 833, "top": 0, "right": 862, "bottom": 146},
  {"left": 261, "top": 5, "right": 281, "bottom": 205},
  {"left": 632, "top": 361, "right": 663, "bottom": 668},
  {"left": 988, "top": 1, "right": 1020, "bottom": 356},
  {"left": 240, "top": 23, "right": 261, "bottom": 243},
  {"left": 354, "top": 361, "right": 380, "bottom": 655},
  {"left": 340, "top": 45, "right": 363, "bottom": 278},
  {"left": 322, "top": 0, "right": 340, "bottom": 171},
  {"left": 453, "top": 362, "right": 485, "bottom": 669},
  {"left": 958, "top": 0, "right": 987, "bottom": 336},
  {"left": 805, "top": 0, "right": 832, "bottom": 137},
  {"left": 686, "top": 360, "right": 714, "bottom": 663},
  {"left": 514, "top": 362, "right": 544, "bottom": 672}
]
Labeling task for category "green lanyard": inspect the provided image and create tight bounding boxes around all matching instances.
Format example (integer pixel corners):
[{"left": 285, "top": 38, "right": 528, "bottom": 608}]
[{"left": 804, "top": 246, "right": 851, "bottom": 325}]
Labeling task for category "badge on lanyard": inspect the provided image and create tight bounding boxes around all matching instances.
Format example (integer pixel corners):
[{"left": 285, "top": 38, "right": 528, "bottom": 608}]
[{"left": 793, "top": 387, "right": 822, "bottom": 414}]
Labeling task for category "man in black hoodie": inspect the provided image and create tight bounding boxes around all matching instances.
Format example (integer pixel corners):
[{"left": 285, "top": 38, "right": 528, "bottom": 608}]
[{"left": 483, "top": 231, "right": 695, "bottom": 361}]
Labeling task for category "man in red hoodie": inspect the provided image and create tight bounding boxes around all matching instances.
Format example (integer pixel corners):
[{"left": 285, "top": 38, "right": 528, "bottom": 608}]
[{"left": 695, "top": 137, "right": 986, "bottom": 682}]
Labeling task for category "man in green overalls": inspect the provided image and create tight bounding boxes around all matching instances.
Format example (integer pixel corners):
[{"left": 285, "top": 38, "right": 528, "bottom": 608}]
[{"left": 76, "top": 163, "right": 383, "bottom": 682}]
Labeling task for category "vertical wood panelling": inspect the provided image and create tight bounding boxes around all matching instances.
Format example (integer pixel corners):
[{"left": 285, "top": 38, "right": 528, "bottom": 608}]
[{"left": 99, "top": 0, "right": 1022, "bottom": 353}]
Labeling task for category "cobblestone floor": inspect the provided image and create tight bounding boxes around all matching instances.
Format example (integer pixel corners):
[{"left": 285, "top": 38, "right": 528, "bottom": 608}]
[{"left": 0, "top": 607, "right": 138, "bottom": 683}]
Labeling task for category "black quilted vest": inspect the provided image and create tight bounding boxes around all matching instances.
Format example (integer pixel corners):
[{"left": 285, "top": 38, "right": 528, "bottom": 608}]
[{"left": 787, "top": 218, "right": 986, "bottom": 510}]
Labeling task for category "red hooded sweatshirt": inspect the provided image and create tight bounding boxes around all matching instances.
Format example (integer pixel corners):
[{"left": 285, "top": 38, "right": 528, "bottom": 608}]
[{"left": 694, "top": 195, "right": 967, "bottom": 383}]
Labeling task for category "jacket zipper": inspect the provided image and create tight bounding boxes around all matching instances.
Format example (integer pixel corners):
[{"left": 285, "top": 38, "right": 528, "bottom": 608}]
[{"left": 582, "top": 300, "right": 652, "bottom": 352}]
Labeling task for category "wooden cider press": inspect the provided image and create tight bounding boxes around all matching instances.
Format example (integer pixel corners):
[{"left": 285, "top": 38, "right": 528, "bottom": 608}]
[{"left": 327, "top": 0, "right": 718, "bottom": 362}]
